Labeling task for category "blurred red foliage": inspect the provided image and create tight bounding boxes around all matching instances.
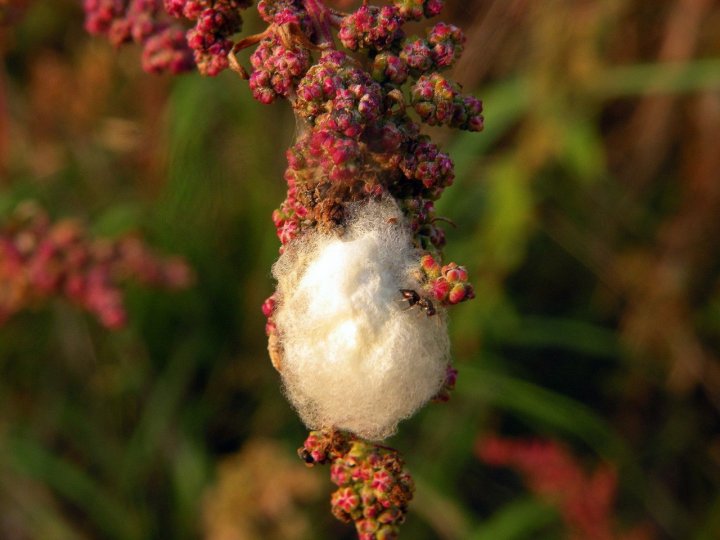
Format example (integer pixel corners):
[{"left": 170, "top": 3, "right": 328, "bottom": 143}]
[
  {"left": 477, "top": 435, "right": 654, "bottom": 540},
  {"left": 0, "top": 201, "right": 192, "bottom": 328}
]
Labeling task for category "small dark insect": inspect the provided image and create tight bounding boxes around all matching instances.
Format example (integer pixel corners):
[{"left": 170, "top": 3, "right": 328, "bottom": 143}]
[
  {"left": 399, "top": 289, "right": 436, "bottom": 317},
  {"left": 298, "top": 448, "right": 315, "bottom": 464}
]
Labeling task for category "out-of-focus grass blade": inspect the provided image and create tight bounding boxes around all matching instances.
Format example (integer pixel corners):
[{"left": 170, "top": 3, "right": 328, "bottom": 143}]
[
  {"left": 117, "top": 342, "right": 202, "bottom": 492},
  {"left": 411, "top": 473, "right": 475, "bottom": 539},
  {"left": 409, "top": 395, "right": 492, "bottom": 492},
  {"left": 469, "top": 498, "right": 558, "bottom": 540},
  {"left": 91, "top": 202, "right": 144, "bottom": 236},
  {"left": 442, "top": 58, "right": 720, "bottom": 215},
  {"left": 441, "top": 58, "right": 720, "bottom": 214},
  {"left": 171, "top": 436, "right": 210, "bottom": 538},
  {"left": 500, "top": 316, "right": 620, "bottom": 358},
  {"left": 160, "top": 77, "right": 224, "bottom": 231},
  {"left": 158, "top": 75, "right": 251, "bottom": 248},
  {"left": 457, "top": 363, "right": 625, "bottom": 459},
  {"left": 3, "top": 436, "right": 141, "bottom": 540},
  {"left": 460, "top": 364, "right": 685, "bottom": 538},
  {"left": 439, "top": 78, "right": 530, "bottom": 215},
  {"left": 5, "top": 495, "right": 82, "bottom": 540},
  {"left": 597, "top": 59, "right": 720, "bottom": 98},
  {"left": 558, "top": 116, "right": 606, "bottom": 184},
  {"left": 450, "top": 78, "right": 529, "bottom": 178},
  {"left": 476, "top": 156, "right": 533, "bottom": 271},
  {"left": 59, "top": 400, "right": 124, "bottom": 481},
  {"left": 694, "top": 494, "right": 720, "bottom": 540}
]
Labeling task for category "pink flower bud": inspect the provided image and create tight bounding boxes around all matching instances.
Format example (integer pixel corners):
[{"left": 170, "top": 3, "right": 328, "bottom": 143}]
[
  {"left": 332, "top": 486, "right": 360, "bottom": 513},
  {"left": 378, "top": 507, "right": 402, "bottom": 524},
  {"left": 429, "top": 277, "right": 450, "bottom": 300},
  {"left": 424, "top": 0, "right": 445, "bottom": 17},
  {"left": 261, "top": 295, "right": 276, "bottom": 317},
  {"left": 330, "top": 463, "right": 350, "bottom": 485},
  {"left": 371, "top": 469, "right": 392, "bottom": 492},
  {"left": 420, "top": 254, "right": 440, "bottom": 276},
  {"left": 444, "top": 266, "right": 460, "bottom": 283},
  {"left": 448, "top": 283, "right": 467, "bottom": 304},
  {"left": 356, "top": 518, "right": 379, "bottom": 535},
  {"left": 351, "top": 462, "right": 373, "bottom": 482}
]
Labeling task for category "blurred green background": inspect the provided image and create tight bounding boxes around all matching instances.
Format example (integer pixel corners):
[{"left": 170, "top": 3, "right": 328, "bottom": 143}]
[{"left": 2, "top": 0, "right": 720, "bottom": 538}]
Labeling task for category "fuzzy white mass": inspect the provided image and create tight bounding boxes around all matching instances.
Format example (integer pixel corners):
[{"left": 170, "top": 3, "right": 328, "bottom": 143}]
[{"left": 272, "top": 198, "right": 450, "bottom": 440}]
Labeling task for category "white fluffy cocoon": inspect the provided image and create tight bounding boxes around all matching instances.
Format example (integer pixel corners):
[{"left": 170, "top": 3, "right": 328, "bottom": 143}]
[{"left": 272, "top": 198, "right": 449, "bottom": 440}]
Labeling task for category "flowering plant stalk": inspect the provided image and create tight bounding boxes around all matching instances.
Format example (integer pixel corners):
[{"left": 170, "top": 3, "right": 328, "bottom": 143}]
[
  {"left": 0, "top": 201, "right": 191, "bottom": 328},
  {"left": 84, "top": 0, "right": 482, "bottom": 536}
]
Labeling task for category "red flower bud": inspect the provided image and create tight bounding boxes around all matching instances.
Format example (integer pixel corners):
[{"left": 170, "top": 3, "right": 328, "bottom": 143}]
[
  {"left": 444, "top": 267, "right": 460, "bottom": 283},
  {"left": 420, "top": 254, "right": 440, "bottom": 276},
  {"left": 261, "top": 295, "right": 276, "bottom": 317},
  {"left": 429, "top": 277, "right": 450, "bottom": 301},
  {"left": 448, "top": 283, "right": 467, "bottom": 304}
]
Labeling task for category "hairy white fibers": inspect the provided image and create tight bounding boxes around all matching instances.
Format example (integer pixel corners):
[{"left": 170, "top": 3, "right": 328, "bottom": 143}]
[{"left": 272, "top": 198, "right": 449, "bottom": 440}]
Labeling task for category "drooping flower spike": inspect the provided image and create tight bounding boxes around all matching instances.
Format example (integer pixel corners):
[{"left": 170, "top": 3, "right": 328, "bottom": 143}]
[{"left": 84, "top": 1, "right": 483, "bottom": 537}]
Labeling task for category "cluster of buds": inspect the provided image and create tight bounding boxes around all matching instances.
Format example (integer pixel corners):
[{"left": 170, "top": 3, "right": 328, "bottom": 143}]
[
  {"left": 165, "top": 0, "right": 252, "bottom": 75},
  {"left": 253, "top": 3, "right": 480, "bottom": 294},
  {"left": 270, "top": 171, "right": 311, "bottom": 247},
  {"left": 338, "top": 5, "right": 404, "bottom": 52},
  {"left": 419, "top": 253, "right": 474, "bottom": 306},
  {"left": 300, "top": 430, "right": 414, "bottom": 540},
  {"left": 397, "top": 198, "right": 446, "bottom": 250},
  {"left": 261, "top": 292, "right": 284, "bottom": 371},
  {"left": 261, "top": 292, "right": 278, "bottom": 337},
  {"left": 410, "top": 73, "right": 483, "bottom": 130},
  {"left": 82, "top": 0, "right": 482, "bottom": 265},
  {"left": 399, "top": 139, "right": 454, "bottom": 199},
  {"left": 0, "top": 202, "right": 192, "bottom": 328},
  {"left": 393, "top": 0, "right": 444, "bottom": 21},
  {"left": 432, "top": 364, "right": 458, "bottom": 403},
  {"left": 249, "top": 32, "right": 311, "bottom": 103},
  {"left": 399, "top": 23, "right": 465, "bottom": 75},
  {"left": 83, "top": 0, "right": 194, "bottom": 74}
]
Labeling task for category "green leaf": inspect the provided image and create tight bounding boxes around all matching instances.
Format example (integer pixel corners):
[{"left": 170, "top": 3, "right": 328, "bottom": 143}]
[
  {"left": 117, "top": 343, "right": 202, "bottom": 492},
  {"left": 91, "top": 202, "right": 144, "bottom": 236},
  {"left": 558, "top": 117, "right": 606, "bottom": 184},
  {"left": 411, "top": 473, "right": 475, "bottom": 539},
  {"left": 500, "top": 316, "right": 620, "bottom": 358},
  {"left": 457, "top": 363, "right": 626, "bottom": 459},
  {"left": 469, "top": 498, "right": 559, "bottom": 540},
  {"left": 597, "top": 59, "right": 720, "bottom": 98},
  {"left": 3, "top": 436, "right": 142, "bottom": 540}
]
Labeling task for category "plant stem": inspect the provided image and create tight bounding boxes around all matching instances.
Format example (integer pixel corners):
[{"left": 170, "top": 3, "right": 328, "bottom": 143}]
[{"left": 303, "top": 0, "right": 335, "bottom": 48}]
